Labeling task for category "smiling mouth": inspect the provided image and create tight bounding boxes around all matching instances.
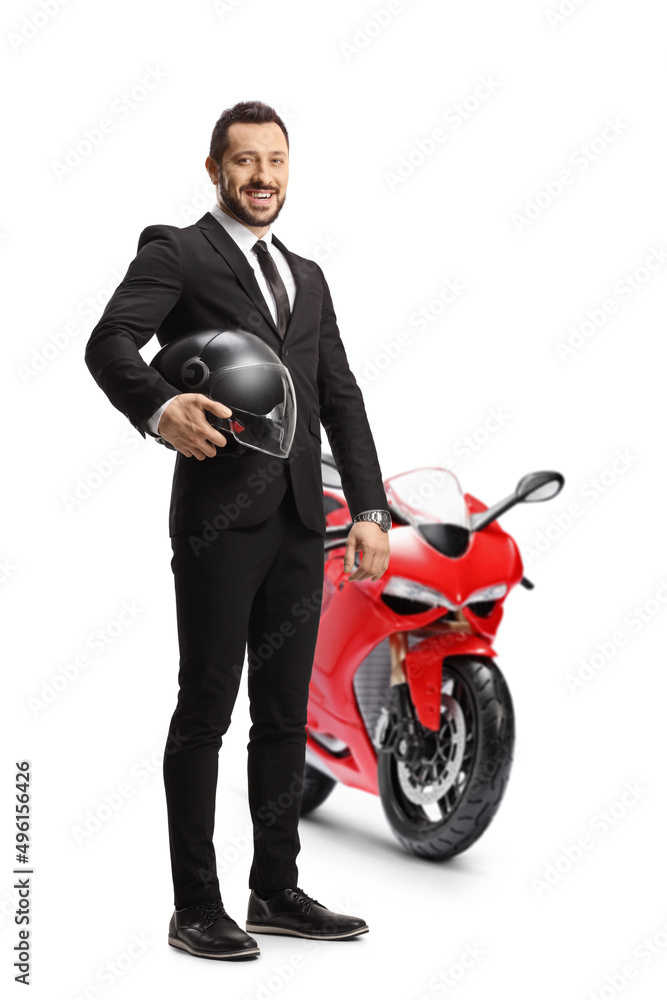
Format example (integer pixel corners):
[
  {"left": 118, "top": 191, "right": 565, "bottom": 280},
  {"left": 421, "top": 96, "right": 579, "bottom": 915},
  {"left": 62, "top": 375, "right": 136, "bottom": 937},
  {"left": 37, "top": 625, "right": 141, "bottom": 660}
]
[{"left": 244, "top": 189, "right": 276, "bottom": 205}]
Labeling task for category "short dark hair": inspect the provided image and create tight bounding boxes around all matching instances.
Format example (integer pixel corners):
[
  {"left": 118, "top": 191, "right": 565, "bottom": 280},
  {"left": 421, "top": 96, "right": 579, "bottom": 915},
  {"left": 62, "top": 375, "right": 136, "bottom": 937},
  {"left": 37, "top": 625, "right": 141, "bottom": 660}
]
[{"left": 209, "top": 101, "right": 289, "bottom": 162}]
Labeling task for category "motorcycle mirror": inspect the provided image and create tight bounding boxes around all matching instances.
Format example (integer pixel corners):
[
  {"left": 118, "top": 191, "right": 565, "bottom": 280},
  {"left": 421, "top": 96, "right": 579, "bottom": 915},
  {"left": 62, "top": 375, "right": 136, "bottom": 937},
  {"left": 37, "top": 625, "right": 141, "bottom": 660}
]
[
  {"left": 515, "top": 471, "right": 565, "bottom": 503},
  {"left": 321, "top": 453, "right": 343, "bottom": 490},
  {"left": 470, "top": 469, "right": 565, "bottom": 532}
]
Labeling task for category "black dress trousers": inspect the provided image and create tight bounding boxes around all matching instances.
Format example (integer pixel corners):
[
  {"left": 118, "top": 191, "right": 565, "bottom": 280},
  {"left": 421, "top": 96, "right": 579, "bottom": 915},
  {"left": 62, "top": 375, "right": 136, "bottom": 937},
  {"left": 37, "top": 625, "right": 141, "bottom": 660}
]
[{"left": 163, "top": 467, "right": 325, "bottom": 908}]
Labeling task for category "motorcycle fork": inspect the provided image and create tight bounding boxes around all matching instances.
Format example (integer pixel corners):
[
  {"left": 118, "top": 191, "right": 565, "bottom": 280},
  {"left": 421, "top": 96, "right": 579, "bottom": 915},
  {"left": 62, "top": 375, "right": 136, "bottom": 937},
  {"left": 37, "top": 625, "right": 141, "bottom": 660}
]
[
  {"left": 389, "top": 631, "right": 409, "bottom": 686},
  {"left": 375, "top": 632, "right": 423, "bottom": 761}
]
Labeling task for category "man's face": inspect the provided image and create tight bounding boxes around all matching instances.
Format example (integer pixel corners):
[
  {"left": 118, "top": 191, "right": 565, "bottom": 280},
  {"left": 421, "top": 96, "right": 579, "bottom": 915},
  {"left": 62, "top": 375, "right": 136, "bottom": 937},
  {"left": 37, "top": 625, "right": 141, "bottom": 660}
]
[{"left": 206, "top": 121, "right": 289, "bottom": 233}]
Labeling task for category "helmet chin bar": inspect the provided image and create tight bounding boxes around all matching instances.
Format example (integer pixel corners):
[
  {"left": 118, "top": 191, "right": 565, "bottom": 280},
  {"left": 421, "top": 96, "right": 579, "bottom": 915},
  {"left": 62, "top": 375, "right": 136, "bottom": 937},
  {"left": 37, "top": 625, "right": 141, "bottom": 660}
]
[
  {"left": 207, "top": 410, "right": 290, "bottom": 459},
  {"left": 204, "top": 414, "right": 245, "bottom": 457}
]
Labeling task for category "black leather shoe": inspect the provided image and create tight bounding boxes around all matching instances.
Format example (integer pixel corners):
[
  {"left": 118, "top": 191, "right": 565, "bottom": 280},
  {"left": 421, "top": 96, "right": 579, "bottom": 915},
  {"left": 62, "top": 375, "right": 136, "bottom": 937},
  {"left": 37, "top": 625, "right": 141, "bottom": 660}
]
[
  {"left": 246, "top": 887, "right": 369, "bottom": 940},
  {"left": 168, "top": 900, "right": 259, "bottom": 959}
]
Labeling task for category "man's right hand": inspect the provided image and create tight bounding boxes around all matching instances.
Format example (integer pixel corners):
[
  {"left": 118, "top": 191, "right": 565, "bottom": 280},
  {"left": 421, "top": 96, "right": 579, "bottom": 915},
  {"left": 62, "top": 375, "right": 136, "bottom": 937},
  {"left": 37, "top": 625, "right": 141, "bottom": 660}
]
[{"left": 157, "top": 393, "right": 233, "bottom": 460}]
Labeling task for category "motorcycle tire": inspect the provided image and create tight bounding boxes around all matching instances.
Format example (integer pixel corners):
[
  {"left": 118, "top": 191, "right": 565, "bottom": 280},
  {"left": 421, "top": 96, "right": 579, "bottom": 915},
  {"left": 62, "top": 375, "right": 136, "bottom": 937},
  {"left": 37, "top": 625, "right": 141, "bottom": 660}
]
[
  {"left": 299, "top": 763, "right": 338, "bottom": 815},
  {"left": 377, "top": 655, "right": 514, "bottom": 860}
]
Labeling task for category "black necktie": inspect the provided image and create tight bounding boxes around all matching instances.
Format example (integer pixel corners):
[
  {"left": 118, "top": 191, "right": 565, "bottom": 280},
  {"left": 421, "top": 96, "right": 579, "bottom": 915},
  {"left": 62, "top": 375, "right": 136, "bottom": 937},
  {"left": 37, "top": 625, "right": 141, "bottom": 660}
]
[{"left": 252, "top": 239, "right": 291, "bottom": 339}]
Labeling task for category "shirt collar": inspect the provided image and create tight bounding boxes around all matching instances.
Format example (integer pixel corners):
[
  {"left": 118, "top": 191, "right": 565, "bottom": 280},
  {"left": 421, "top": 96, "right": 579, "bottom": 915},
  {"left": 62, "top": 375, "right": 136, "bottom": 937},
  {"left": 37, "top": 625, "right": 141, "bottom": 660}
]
[{"left": 210, "top": 202, "right": 274, "bottom": 253}]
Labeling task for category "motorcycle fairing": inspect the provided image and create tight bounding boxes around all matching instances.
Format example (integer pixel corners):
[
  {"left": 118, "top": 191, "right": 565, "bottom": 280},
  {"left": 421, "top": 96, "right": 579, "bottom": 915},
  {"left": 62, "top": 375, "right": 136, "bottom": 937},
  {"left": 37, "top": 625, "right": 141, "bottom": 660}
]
[{"left": 404, "top": 633, "right": 497, "bottom": 731}]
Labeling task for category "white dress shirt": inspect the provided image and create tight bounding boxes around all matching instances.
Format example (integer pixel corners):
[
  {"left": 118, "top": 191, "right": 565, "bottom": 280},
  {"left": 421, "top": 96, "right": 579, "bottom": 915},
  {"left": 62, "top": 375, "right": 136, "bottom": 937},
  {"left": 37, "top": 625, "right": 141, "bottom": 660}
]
[{"left": 146, "top": 203, "right": 296, "bottom": 437}]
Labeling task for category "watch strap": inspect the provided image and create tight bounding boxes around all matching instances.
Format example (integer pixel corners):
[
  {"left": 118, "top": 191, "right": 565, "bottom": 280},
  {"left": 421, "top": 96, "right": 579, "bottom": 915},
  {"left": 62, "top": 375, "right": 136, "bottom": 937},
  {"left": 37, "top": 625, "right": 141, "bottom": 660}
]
[{"left": 352, "top": 509, "right": 392, "bottom": 532}]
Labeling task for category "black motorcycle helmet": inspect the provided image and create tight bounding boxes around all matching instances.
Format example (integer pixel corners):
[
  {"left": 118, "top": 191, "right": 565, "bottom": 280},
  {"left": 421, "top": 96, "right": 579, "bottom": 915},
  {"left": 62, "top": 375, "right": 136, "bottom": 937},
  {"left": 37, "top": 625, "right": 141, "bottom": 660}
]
[{"left": 149, "top": 329, "right": 296, "bottom": 458}]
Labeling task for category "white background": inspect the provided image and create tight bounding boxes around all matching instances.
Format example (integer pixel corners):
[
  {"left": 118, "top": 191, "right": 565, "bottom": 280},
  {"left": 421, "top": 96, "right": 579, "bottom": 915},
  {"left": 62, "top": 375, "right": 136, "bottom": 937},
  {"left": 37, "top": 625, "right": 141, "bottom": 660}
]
[{"left": 3, "top": 1, "right": 667, "bottom": 998}]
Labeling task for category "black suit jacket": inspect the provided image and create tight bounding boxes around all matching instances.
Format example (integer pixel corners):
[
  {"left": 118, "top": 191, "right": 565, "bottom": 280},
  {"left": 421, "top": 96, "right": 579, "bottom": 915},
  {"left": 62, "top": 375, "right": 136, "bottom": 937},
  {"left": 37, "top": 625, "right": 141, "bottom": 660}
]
[{"left": 84, "top": 211, "right": 388, "bottom": 537}]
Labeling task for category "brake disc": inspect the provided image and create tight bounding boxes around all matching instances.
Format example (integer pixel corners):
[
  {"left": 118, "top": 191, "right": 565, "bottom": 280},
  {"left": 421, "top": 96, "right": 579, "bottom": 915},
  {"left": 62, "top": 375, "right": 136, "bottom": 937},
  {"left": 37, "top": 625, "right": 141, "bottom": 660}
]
[{"left": 396, "top": 692, "right": 467, "bottom": 806}]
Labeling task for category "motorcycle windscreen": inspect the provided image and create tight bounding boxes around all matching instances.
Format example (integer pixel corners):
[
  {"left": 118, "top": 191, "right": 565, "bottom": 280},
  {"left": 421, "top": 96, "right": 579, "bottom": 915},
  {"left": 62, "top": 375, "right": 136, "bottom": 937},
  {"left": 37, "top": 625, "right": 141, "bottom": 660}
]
[
  {"left": 206, "top": 363, "right": 297, "bottom": 459},
  {"left": 385, "top": 468, "right": 471, "bottom": 556}
]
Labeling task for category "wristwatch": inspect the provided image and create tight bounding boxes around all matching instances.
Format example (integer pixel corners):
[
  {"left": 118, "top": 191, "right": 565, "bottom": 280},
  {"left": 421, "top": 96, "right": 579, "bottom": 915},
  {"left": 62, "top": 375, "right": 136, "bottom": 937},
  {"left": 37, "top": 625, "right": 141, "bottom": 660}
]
[{"left": 352, "top": 509, "right": 392, "bottom": 533}]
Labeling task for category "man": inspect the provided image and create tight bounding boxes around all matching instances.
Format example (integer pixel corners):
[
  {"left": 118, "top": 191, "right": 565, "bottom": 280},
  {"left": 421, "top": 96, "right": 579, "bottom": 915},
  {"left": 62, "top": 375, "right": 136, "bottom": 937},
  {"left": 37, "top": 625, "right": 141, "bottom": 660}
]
[{"left": 84, "top": 100, "right": 391, "bottom": 961}]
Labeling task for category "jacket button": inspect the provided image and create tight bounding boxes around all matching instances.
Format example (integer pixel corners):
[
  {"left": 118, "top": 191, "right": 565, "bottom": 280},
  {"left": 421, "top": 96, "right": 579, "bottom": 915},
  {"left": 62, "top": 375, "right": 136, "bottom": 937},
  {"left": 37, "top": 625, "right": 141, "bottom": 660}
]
[{"left": 281, "top": 346, "right": 288, "bottom": 356}]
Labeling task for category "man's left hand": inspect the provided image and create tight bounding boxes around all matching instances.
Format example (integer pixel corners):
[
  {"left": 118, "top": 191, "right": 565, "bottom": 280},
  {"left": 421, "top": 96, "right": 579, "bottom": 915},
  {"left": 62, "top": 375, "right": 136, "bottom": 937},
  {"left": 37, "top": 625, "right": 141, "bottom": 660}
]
[{"left": 343, "top": 522, "right": 391, "bottom": 582}]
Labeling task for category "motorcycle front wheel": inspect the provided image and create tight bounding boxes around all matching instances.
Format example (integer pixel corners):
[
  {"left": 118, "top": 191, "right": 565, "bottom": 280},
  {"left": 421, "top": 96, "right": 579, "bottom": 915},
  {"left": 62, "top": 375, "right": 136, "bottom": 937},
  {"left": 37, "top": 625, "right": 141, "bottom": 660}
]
[{"left": 377, "top": 655, "right": 514, "bottom": 860}]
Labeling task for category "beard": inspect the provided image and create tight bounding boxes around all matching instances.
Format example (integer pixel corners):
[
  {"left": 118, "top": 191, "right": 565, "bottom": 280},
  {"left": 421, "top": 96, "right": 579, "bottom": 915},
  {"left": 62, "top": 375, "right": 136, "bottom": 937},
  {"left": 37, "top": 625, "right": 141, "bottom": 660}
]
[{"left": 219, "top": 179, "right": 286, "bottom": 228}]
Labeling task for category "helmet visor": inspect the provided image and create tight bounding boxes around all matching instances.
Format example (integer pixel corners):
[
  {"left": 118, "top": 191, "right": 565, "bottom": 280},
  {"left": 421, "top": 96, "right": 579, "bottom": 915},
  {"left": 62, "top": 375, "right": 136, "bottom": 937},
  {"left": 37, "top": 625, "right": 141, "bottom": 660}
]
[{"left": 207, "top": 363, "right": 296, "bottom": 459}]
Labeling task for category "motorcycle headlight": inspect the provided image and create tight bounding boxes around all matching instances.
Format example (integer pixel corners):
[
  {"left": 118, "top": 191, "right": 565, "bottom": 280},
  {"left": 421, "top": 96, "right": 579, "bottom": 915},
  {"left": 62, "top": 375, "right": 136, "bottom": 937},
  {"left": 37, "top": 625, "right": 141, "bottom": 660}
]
[
  {"left": 381, "top": 579, "right": 509, "bottom": 619},
  {"left": 465, "top": 584, "right": 507, "bottom": 604},
  {"left": 382, "top": 576, "right": 459, "bottom": 612}
]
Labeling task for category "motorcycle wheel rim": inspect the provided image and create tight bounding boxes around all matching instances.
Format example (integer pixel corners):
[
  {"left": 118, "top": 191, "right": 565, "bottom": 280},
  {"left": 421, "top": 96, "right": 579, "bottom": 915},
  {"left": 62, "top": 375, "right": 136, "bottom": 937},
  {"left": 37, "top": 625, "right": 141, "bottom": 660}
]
[{"left": 392, "top": 670, "right": 477, "bottom": 825}]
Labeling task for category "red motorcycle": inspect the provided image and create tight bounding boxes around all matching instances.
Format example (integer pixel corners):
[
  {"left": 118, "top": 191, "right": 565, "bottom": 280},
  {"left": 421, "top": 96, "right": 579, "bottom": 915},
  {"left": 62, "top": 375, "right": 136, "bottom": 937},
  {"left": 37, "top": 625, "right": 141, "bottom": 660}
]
[{"left": 302, "top": 455, "right": 564, "bottom": 859}]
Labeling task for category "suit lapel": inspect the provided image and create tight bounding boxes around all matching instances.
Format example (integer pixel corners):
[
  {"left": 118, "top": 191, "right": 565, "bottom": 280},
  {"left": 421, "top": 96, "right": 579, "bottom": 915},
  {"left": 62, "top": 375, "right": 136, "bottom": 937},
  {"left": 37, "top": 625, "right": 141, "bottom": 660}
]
[
  {"left": 196, "top": 213, "right": 314, "bottom": 347},
  {"left": 271, "top": 234, "right": 314, "bottom": 341},
  {"left": 196, "top": 212, "right": 279, "bottom": 339}
]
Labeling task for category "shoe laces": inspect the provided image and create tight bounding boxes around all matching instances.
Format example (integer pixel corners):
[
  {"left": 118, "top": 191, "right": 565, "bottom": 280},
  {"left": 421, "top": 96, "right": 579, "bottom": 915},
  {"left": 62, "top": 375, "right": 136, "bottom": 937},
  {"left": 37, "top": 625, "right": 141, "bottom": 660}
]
[
  {"left": 197, "top": 900, "right": 229, "bottom": 923},
  {"left": 287, "top": 887, "right": 321, "bottom": 908}
]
